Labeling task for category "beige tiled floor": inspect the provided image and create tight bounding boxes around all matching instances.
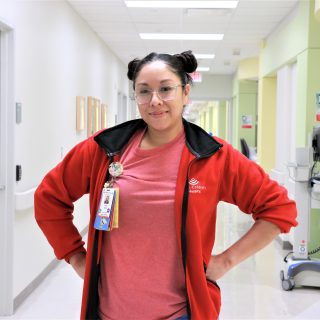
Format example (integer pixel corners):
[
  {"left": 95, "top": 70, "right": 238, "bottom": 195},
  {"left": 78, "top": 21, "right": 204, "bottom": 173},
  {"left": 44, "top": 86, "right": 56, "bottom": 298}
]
[
  {"left": 2, "top": 202, "right": 320, "bottom": 319},
  {"left": 215, "top": 203, "right": 320, "bottom": 320}
]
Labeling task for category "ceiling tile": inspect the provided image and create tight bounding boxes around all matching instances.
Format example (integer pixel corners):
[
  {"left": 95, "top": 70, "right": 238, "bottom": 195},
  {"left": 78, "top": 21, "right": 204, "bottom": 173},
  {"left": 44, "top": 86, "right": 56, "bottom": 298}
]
[{"left": 67, "top": 0, "right": 299, "bottom": 75}]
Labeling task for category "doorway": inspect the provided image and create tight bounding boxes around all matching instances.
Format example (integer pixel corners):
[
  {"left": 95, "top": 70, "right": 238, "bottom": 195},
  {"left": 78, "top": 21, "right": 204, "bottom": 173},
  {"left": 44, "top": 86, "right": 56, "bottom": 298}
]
[{"left": 0, "top": 21, "right": 15, "bottom": 316}]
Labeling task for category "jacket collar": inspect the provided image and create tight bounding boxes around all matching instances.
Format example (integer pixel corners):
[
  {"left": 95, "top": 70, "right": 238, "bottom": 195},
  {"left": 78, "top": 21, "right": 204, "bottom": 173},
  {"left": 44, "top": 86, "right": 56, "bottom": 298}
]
[{"left": 94, "top": 118, "right": 223, "bottom": 158}]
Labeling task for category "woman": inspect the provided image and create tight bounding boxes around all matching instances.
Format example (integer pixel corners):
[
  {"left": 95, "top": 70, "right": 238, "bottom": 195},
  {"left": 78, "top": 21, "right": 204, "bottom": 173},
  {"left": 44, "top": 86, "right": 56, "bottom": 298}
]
[{"left": 34, "top": 51, "right": 297, "bottom": 320}]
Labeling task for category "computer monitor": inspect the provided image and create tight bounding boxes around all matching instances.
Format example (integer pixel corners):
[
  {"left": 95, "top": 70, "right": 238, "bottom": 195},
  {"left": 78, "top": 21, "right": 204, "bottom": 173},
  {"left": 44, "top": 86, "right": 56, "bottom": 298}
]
[{"left": 312, "top": 126, "right": 320, "bottom": 161}]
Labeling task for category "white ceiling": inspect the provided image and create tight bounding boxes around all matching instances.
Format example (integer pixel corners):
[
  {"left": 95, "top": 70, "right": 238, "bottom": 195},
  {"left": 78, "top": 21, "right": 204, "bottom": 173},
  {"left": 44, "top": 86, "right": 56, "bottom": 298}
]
[{"left": 68, "top": 0, "right": 298, "bottom": 75}]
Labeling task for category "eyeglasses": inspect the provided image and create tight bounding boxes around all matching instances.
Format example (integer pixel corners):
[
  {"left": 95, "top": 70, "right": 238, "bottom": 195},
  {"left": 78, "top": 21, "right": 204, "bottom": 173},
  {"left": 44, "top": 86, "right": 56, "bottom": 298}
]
[{"left": 134, "top": 84, "right": 185, "bottom": 105}]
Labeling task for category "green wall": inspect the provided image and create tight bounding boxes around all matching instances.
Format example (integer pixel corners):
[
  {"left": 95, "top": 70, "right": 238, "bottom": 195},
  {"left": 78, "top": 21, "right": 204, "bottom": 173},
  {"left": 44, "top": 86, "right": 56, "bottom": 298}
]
[
  {"left": 260, "top": 1, "right": 309, "bottom": 77},
  {"left": 310, "top": 209, "right": 320, "bottom": 259},
  {"left": 232, "top": 80, "right": 257, "bottom": 150},
  {"left": 296, "top": 48, "right": 320, "bottom": 146},
  {"left": 260, "top": 0, "right": 320, "bottom": 148},
  {"left": 218, "top": 101, "right": 227, "bottom": 140},
  {"left": 259, "top": 0, "right": 320, "bottom": 258}
]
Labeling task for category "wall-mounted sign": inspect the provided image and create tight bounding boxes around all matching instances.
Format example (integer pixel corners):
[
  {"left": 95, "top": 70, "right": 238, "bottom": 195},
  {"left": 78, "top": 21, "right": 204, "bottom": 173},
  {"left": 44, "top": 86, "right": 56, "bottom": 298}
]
[
  {"left": 316, "top": 93, "right": 320, "bottom": 121},
  {"left": 190, "top": 71, "right": 202, "bottom": 83},
  {"left": 241, "top": 115, "right": 253, "bottom": 128}
]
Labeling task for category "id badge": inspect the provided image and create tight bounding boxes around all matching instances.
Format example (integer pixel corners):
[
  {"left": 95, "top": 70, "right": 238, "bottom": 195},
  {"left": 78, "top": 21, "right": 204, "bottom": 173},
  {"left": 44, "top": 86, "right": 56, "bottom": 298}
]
[
  {"left": 94, "top": 188, "right": 115, "bottom": 231},
  {"left": 94, "top": 187, "right": 120, "bottom": 231}
]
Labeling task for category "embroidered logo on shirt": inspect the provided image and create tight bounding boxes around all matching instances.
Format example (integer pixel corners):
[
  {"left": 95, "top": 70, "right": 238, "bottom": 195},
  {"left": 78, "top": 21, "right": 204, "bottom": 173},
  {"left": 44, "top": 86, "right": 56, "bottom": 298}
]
[{"left": 189, "top": 178, "right": 207, "bottom": 194}]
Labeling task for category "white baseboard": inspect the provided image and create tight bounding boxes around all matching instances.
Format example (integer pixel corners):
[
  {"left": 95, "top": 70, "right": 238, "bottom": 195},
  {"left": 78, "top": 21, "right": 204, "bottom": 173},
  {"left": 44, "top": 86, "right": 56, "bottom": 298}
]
[{"left": 13, "top": 225, "right": 88, "bottom": 312}]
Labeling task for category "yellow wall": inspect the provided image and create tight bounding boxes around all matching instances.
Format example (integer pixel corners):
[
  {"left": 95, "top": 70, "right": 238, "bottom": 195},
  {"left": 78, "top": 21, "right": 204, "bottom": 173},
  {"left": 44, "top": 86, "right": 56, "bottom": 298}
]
[
  {"left": 257, "top": 76, "right": 277, "bottom": 171},
  {"left": 199, "top": 100, "right": 228, "bottom": 139},
  {"left": 237, "top": 58, "right": 259, "bottom": 80}
]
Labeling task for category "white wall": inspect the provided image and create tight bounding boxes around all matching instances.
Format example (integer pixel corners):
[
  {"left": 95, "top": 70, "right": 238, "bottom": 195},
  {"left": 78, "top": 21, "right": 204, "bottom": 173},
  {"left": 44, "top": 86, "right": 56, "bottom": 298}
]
[
  {"left": 270, "top": 63, "right": 297, "bottom": 247},
  {"left": 272, "top": 63, "right": 297, "bottom": 185},
  {"left": 0, "top": 0, "right": 129, "bottom": 299}
]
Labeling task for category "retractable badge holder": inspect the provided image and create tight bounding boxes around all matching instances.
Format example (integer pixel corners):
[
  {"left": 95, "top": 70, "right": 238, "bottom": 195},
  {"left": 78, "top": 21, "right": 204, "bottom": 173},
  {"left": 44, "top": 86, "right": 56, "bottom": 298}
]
[{"left": 105, "top": 162, "right": 123, "bottom": 187}]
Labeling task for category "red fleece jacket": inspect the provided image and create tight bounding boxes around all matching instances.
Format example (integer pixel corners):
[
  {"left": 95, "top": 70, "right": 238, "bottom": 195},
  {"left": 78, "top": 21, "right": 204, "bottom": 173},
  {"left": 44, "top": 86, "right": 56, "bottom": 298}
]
[{"left": 34, "top": 121, "right": 297, "bottom": 320}]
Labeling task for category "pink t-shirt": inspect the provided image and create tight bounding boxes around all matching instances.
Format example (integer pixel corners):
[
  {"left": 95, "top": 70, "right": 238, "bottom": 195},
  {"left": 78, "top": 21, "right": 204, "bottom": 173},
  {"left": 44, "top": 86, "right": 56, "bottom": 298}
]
[{"left": 98, "top": 128, "right": 187, "bottom": 320}]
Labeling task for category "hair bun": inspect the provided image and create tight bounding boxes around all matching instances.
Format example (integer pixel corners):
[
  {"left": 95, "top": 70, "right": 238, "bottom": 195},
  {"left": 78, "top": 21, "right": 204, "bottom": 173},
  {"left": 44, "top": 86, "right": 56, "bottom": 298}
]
[
  {"left": 127, "top": 59, "right": 140, "bottom": 81},
  {"left": 174, "top": 50, "right": 197, "bottom": 73}
]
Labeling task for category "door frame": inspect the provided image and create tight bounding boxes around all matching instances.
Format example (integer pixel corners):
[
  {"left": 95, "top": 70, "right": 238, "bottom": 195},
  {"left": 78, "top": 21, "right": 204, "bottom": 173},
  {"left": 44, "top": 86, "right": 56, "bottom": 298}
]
[
  {"left": 0, "top": 19, "right": 15, "bottom": 316},
  {"left": 117, "top": 91, "right": 128, "bottom": 124}
]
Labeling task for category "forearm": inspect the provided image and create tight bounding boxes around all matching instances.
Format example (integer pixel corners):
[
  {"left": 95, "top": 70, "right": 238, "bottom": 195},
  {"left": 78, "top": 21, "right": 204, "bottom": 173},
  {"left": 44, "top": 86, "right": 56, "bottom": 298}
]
[
  {"left": 221, "top": 219, "right": 281, "bottom": 269},
  {"left": 69, "top": 251, "right": 86, "bottom": 279},
  {"left": 206, "top": 219, "right": 281, "bottom": 280}
]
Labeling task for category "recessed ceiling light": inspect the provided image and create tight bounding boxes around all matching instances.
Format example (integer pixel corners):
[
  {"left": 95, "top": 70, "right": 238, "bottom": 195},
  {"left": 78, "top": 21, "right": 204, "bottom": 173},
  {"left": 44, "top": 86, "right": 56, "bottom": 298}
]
[
  {"left": 194, "top": 54, "right": 215, "bottom": 59},
  {"left": 197, "top": 67, "right": 210, "bottom": 72},
  {"left": 125, "top": 1, "right": 238, "bottom": 9},
  {"left": 140, "top": 33, "right": 223, "bottom": 40}
]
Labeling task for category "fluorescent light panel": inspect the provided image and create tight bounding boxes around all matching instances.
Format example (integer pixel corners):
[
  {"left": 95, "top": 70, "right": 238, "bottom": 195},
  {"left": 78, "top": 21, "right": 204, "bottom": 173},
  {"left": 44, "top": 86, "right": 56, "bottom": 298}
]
[
  {"left": 194, "top": 54, "right": 215, "bottom": 59},
  {"left": 140, "top": 33, "right": 223, "bottom": 40},
  {"left": 197, "top": 67, "right": 210, "bottom": 72},
  {"left": 125, "top": 1, "right": 238, "bottom": 9}
]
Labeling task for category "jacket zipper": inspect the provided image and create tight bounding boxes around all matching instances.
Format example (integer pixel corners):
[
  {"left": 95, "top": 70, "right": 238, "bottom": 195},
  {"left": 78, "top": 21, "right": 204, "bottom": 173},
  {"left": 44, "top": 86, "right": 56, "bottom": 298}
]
[
  {"left": 182, "top": 157, "right": 197, "bottom": 318},
  {"left": 86, "top": 154, "right": 115, "bottom": 318},
  {"left": 95, "top": 154, "right": 114, "bottom": 265}
]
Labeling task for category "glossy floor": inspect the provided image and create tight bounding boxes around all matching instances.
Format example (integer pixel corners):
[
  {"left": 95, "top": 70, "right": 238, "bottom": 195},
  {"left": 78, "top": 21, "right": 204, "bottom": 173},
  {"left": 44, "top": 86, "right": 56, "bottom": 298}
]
[{"left": 2, "top": 202, "right": 320, "bottom": 319}]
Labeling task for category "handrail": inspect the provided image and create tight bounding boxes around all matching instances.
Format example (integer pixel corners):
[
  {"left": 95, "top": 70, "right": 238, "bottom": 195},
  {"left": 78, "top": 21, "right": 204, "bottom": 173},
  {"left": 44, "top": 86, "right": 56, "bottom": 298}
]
[{"left": 15, "top": 187, "right": 37, "bottom": 211}]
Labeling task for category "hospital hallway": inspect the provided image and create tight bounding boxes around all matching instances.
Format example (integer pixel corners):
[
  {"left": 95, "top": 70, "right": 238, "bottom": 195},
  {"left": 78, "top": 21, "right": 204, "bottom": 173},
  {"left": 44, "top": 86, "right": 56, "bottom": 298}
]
[{"left": 1, "top": 202, "right": 319, "bottom": 320}]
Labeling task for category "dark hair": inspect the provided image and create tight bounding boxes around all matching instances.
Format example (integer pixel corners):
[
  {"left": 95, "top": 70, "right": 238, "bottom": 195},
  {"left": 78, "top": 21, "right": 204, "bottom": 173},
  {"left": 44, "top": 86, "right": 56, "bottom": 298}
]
[{"left": 127, "top": 50, "right": 198, "bottom": 89}]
